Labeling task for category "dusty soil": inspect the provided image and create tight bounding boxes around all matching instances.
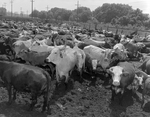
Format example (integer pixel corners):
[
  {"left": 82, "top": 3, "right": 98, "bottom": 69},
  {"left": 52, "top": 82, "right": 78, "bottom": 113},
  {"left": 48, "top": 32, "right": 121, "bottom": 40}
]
[{"left": 1, "top": 61, "right": 150, "bottom": 117}]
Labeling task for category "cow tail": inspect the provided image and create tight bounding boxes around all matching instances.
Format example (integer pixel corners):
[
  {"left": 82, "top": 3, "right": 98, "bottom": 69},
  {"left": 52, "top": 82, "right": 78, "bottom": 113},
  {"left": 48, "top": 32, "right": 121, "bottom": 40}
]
[{"left": 43, "top": 71, "right": 51, "bottom": 111}]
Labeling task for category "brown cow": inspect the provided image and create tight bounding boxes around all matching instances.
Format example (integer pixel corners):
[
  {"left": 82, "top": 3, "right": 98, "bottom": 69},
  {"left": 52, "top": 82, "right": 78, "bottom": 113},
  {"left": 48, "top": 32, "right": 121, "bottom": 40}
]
[
  {"left": 108, "top": 62, "right": 135, "bottom": 105},
  {"left": 0, "top": 61, "right": 51, "bottom": 112}
]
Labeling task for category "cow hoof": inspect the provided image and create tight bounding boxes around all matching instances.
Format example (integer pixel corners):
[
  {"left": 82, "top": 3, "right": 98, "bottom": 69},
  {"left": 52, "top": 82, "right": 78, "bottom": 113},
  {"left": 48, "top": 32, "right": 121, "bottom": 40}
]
[
  {"left": 119, "top": 102, "right": 123, "bottom": 106},
  {"left": 7, "top": 101, "right": 12, "bottom": 105},
  {"left": 46, "top": 110, "right": 51, "bottom": 115},
  {"left": 41, "top": 110, "right": 45, "bottom": 113},
  {"left": 111, "top": 98, "right": 114, "bottom": 101},
  {"left": 27, "top": 107, "right": 33, "bottom": 111},
  {"left": 41, "top": 107, "right": 46, "bottom": 113}
]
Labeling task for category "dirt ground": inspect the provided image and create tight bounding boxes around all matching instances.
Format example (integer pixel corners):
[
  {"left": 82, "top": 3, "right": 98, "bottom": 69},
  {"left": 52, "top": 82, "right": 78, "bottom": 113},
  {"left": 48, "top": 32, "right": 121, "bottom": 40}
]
[{"left": 1, "top": 61, "right": 150, "bottom": 117}]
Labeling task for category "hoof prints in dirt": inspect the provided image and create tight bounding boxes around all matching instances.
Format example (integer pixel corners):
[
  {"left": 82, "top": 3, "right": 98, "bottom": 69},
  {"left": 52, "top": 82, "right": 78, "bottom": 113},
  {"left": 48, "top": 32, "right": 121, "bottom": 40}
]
[{"left": 0, "top": 64, "right": 150, "bottom": 117}]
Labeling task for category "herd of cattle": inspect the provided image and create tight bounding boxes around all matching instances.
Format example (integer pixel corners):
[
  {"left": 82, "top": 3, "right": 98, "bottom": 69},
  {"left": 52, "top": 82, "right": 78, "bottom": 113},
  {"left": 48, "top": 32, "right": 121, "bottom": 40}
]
[{"left": 1, "top": 20, "right": 150, "bottom": 113}]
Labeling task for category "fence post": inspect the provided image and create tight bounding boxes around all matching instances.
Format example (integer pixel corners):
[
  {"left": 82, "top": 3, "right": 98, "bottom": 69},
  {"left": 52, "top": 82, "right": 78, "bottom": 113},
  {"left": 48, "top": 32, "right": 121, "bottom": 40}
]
[
  {"left": 107, "top": 26, "right": 109, "bottom": 31},
  {"left": 121, "top": 29, "right": 123, "bottom": 34},
  {"left": 145, "top": 33, "right": 147, "bottom": 37}
]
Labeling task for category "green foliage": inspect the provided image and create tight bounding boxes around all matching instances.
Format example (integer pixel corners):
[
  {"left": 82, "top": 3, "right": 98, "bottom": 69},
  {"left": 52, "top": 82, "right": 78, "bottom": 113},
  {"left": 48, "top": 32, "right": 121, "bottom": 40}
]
[
  {"left": 93, "top": 3, "right": 133, "bottom": 23},
  {"left": 70, "top": 7, "right": 92, "bottom": 22},
  {"left": 0, "top": 7, "right": 7, "bottom": 16},
  {"left": 29, "top": 3, "right": 150, "bottom": 29},
  {"left": 29, "top": 10, "right": 40, "bottom": 18}
]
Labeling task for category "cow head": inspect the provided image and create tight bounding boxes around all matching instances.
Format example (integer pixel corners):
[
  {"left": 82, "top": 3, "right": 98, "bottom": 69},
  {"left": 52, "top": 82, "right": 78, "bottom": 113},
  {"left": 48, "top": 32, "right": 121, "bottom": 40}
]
[
  {"left": 16, "top": 49, "right": 29, "bottom": 59},
  {"left": 75, "top": 52, "right": 85, "bottom": 70},
  {"left": 46, "top": 46, "right": 66, "bottom": 64},
  {"left": 92, "top": 59, "right": 98, "bottom": 70},
  {"left": 100, "top": 49, "right": 114, "bottom": 69},
  {"left": 112, "top": 47, "right": 128, "bottom": 60},
  {"left": 132, "top": 74, "right": 143, "bottom": 92},
  {"left": 109, "top": 66, "right": 129, "bottom": 86}
]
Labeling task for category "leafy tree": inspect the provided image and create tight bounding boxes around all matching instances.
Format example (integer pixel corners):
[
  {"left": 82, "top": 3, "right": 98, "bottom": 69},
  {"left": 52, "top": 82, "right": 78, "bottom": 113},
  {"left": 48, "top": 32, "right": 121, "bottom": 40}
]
[
  {"left": 70, "top": 7, "right": 92, "bottom": 22},
  {"left": 29, "top": 3, "right": 150, "bottom": 29},
  {"left": 0, "top": 7, "right": 7, "bottom": 16},
  {"left": 39, "top": 11, "right": 47, "bottom": 19},
  {"left": 30, "top": 10, "right": 40, "bottom": 18},
  {"left": 118, "top": 16, "right": 129, "bottom": 26},
  {"left": 93, "top": 3, "right": 132, "bottom": 23},
  {"left": 47, "top": 10, "right": 54, "bottom": 19}
]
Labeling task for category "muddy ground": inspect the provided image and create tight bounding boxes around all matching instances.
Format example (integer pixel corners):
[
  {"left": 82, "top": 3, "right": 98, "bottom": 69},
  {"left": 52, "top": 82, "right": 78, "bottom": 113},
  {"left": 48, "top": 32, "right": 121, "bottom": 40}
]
[{"left": 1, "top": 61, "right": 150, "bottom": 117}]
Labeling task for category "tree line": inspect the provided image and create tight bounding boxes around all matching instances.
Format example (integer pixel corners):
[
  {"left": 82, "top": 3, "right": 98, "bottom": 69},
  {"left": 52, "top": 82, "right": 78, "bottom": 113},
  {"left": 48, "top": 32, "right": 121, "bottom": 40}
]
[
  {"left": 1, "top": 3, "right": 150, "bottom": 29},
  {"left": 30, "top": 3, "right": 150, "bottom": 29}
]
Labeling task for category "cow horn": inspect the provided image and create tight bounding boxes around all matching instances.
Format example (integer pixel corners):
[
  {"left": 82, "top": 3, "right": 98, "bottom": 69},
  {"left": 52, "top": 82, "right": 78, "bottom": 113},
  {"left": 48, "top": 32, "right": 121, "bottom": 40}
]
[
  {"left": 59, "top": 45, "right": 66, "bottom": 51},
  {"left": 54, "top": 41, "right": 57, "bottom": 47}
]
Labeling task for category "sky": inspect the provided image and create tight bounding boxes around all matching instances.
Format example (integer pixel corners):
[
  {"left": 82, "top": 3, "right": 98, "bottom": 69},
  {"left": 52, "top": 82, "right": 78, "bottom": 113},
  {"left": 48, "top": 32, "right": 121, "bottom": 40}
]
[{"left": 0, "top": 0, "right": 150, "bottom": 15}]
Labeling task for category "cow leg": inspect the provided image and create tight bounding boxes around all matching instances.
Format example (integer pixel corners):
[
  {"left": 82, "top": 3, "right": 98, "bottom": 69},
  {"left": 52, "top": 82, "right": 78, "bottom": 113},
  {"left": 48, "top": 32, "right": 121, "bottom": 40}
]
[
  {"left": 55, "top": 68, "right": 60, "bottom": 88},
  {"left": 141, "top": 89, "right": 146, "bottom": 108},
  {"left": 55, "top": 81, "right": 61, "bottom": 89},
  {"left": 119, "top": 93, "right": 124, "bottom": 106},
  {"left": 7, "top": 84, "right": 13, "bottom": 105},
  {"left": 13, "top": 88, "right": 17, "bottom": 100},
  {"left": 64, "top": 82, "right": 69, "bottom": 90},
  {"left": 79, "top": 70, "right": 84, "bottom": 83},
  {"left": 42, "top": 94, "right": 48, "bottom": 112},
  {"left": 111, "top": 89, "right": 116, "bottom": 101},
  {"left": 29, "top": 92, "right": 37, "bottom": 111},
  {"left": 64, "top": 75, "right": 70, "bottom": 90}
]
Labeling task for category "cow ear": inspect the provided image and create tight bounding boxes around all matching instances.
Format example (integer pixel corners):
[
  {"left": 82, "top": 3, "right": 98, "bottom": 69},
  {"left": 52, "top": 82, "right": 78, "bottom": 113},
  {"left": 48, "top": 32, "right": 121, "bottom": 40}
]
[
  {"left": 109, "top": 67, "right": 113, "bottom": 73},
  {"left": 114, "top": 47, "right": 119, "bottom": 51}
]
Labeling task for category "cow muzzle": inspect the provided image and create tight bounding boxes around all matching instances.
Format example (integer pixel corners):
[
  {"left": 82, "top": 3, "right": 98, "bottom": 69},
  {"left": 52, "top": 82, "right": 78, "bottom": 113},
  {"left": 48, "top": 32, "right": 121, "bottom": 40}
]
[
  {"left": 112, "top": 81, "right": 120, "bottom": 86},
  {"left": 92, "top": 60, "right": 97, "bottom": 70}
]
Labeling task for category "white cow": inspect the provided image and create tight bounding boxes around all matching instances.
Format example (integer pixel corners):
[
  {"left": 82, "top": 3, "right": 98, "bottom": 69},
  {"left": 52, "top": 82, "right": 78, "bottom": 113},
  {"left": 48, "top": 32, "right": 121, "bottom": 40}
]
[
  {"left": 113, "top": 43, "right": 128, "bottom": 60},
  {"left": 46, "top": 45, "right": 78, "bottom": 88},
  {"left": 83, "top": 45, "right": 113, "bottom": 70},
  {"left": 73, "top": 43, "right": 86, "bottom": 78},
  {"left": 108, "top": 62, "right": 135, "bottom": 105}
]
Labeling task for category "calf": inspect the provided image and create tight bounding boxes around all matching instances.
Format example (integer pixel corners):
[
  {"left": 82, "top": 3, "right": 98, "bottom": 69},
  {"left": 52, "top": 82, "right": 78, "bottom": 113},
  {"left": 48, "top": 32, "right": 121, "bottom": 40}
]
[
  {"left": 73, "top": 43, "right": 86, "bottom": 80},
  {"left": 121, "top": 40, "right": 144, "bottom": 58},
  {"left": 134, "top": 70, "right": 150, "bottom": 108},
  {"left": 0, "top": 61, "right": 51, "bottom": 112},
  {"left": 108, "top": 62, "right": 135, "bottom": 105},
  {"left": 113, "top": 43, "right": 128, "bottom": 60},
  {"left": 83, "top": 45, "right": 114, "bottom": 70}
]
